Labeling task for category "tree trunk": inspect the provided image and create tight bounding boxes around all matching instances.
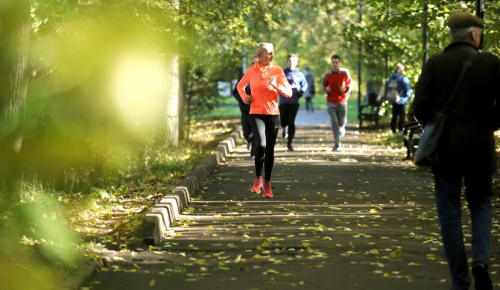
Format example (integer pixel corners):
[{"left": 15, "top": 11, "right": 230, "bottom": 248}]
[
  {"left": 0, "top": 0, "right": 31, "bottom": 194},
  {"left": 165, "top": 54, "right": 181, "bottom": 147},
  {"left": 178, "top": 60, "right": 186, "bottom": 142},
  {"left": 165, "top": 0, "right": 182, "bottom": 147}
]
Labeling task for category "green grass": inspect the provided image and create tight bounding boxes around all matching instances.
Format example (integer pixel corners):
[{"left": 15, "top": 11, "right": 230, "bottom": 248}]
[
  {"left": 199, "top": 95, "right": 379, "bottom": 126},
  {"left": 2, "top": 118, "right": 241, "bottom": 288},
  {"left": 195, "top": 97, "right": 241, "bottom": 119}
]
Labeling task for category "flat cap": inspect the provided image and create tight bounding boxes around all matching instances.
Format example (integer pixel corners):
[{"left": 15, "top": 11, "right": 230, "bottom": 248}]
[{"left": 447, "top": 12, "right": 484, "bottom": 29}]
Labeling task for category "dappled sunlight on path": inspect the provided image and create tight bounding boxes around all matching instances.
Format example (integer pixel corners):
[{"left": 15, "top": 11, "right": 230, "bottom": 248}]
[{"left": 81, "top": 113, "right": 500, "bottom": 290}]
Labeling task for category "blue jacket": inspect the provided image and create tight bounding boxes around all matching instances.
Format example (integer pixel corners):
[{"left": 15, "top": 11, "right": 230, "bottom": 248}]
[
  {"left": 385, "top": 72, "right": 412, "bottom": 105},
  {"left": 279, "top": 68, "right": 308, "bottom": 105}
]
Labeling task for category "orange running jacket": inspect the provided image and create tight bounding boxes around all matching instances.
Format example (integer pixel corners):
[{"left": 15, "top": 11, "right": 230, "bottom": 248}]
[{"left": 237, "top": 61, "right": 292, "bottom": 115}]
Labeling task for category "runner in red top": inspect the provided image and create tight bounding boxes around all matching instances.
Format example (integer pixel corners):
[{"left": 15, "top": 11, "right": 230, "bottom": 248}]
[
  {"left": 237, "top": 42, "right": 292, "bottom": 198},
  {"left": 323, "top": 55, "right": 351, "bottom": 150}
]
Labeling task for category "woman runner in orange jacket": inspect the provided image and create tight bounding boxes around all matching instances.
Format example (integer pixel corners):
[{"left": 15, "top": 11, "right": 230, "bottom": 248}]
[{"left": 237, "top": 42, "right": 292, "bottom": 198}]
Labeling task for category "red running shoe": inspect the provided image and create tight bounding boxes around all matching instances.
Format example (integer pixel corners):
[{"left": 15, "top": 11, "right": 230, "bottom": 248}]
[
  {"left": 251, "top": 177, "right": 263, "bottom": 193},
  {"left": 263, "top": 183, "right": 273, "bottom": 198}
]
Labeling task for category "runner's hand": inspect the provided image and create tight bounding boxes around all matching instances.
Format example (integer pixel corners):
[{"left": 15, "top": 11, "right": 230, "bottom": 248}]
[{"left": 268, "top": 77, "right": 277, "bottom": 87}]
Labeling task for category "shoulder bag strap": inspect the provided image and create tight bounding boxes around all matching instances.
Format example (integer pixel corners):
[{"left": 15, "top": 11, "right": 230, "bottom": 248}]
[{"left": 442, "top": 53, "right": 476, "bottom": 115}]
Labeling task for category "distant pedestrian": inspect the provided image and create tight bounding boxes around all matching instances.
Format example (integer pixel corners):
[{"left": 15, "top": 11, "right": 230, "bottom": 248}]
[
  {"left": 385, "top": 63, "right": 412, "bottom": 133},
  {"left": 303, "top": 66, "right": 316, "bottom": 113},
  {"left": 413, "top": 12, "right": 500, "bottom": 290},
  {"left": 232, "top": 56, "right": 259, "bottom": 160},
  {"left": 279, "top": 54, "right": 308, "bottom": 151},
  {"left": 323, "top": 55, "right": 351, "bottom": 150},
  {"left": 237, "top": 42, "right": 292, "bottom": 198}
]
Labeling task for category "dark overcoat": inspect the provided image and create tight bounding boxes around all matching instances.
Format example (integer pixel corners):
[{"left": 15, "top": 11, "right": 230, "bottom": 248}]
[
  {"left": 413, "top": 41, "right": 500, "bottom": 171},
  {"left": 232, "top": 75, "right": 251, "bottom": 113}
]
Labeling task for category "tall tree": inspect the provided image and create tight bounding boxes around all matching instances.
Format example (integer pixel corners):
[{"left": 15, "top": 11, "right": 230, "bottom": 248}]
[
  {"left": 165, "top": 0, "right": 182, "bottom": 147},
  {"left": 0, "top": 0, "right": 31, "bottom": 194},
  {"left": 166, "top": 53, "right": 182, "bottom": 147}
]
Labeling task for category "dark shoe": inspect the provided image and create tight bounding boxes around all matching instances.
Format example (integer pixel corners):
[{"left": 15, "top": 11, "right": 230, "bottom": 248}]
[
  {"left": 282, "top": 128, "right": 289, "bottom": 139},
  {"left": 287, "top": 144, "right": 294, "bottom": 151},
  {"left": 246, "top": 142, "right": 251, "bottom": 150},
  {"left": 332, "top": 145, "right": 340, "bottom": 151},
  {"left": 472, "top": 262, "right": 492, "bottom": 290}
]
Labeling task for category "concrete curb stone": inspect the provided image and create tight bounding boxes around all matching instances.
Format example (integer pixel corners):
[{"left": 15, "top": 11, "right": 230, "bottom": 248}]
[
  {"left": 142, "top": 126, "right": 243, "bottom": 245},
  {"left": 59, "top": 127, "right": 243, "bottom": 289},
  {"left": 58, "top": 261, "right": 101, "bottom": 290}
]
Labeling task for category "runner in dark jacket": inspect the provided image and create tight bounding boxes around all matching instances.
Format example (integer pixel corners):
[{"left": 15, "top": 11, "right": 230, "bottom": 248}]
[{"left": 232, "top": 57, "right": 259, "bottom": 159}]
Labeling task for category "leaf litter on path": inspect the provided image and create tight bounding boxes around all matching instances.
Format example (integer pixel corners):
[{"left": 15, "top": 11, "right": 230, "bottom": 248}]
[{"left": 81, "top": 124, "right": 500, "bottom": 289}]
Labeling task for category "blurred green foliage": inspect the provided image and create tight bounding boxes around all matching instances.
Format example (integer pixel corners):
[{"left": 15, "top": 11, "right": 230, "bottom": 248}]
[
  {"left": 1, "top": 1, "right": 499, "bottom": 288},
  {"left": 343, "top": 0, "right": 500, "bottom": 97},
  {"left": 2, "top": 1, "right": 497, "bottom": 196}
]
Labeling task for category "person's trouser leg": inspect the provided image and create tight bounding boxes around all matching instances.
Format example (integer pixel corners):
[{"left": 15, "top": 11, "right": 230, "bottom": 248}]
[
  {"left": 433, "top": 169, "right": 471, "bottom": 290},
  {"left": 286, "top": 104, "right": 300, "bottom": 146},
  {"left": 391, "top": 104, "right": 399, "bottom": 132},
  {"left": 242, "top": 111, "right": 254, "bottom": 156},
  {"left": 327, "top": 102, "right": 340, "bottom": 147},
  {"left": 305, "top": 97, "right": 313, "bottom": 111},
  {"left": 279, "top": 104, "right": 289, "bottom": 130},
  {"left": 279, "top": 105, "right": 290, "bottom": 137},
  {"left": 249, "top": 114, "right": 279, "bottom": 182},
  {"left": 241, "top": 111, "right": 252, "bottom": 141},
  {"left": 338, "top": 102, "right": 347, "bottom": 129},
  {"left": 464, "top": 171, "right": 493, "bottom": 267},
  {"left": 341, "top": 97, "right": 348, "bottom": 129},
  {"left": 263, "top": 115, "right": 280, "bottom": 182},
  {"left": 249, "top": 115, "right": 266, "bottom": 177},
  {"left": 250, "top": 133, "right": 257, "bottom": 157},
  {"left": 398, "top": 104, "right": 407, "bottom": 132}
]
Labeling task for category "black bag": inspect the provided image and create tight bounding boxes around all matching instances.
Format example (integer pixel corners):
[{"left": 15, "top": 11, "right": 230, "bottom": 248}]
[
  {"left": 414, "top": 54, "right": 475, "bottom": 166},
  {"left": 414, "top": 111, "right": 446, "bottom": 166}
]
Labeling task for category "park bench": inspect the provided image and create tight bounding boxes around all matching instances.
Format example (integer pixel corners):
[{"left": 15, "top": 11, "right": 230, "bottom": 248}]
[
  {"left": 358, "top": 92, "right": 382, "bottom": 128},
  {"left": 402, "top": 117, "right": 424, "bottom": 160}
]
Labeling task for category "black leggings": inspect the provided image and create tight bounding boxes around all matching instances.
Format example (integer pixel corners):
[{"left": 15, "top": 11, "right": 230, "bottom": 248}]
[
  {"left": 249, "top": 114, "right": 280, "bottom": 182},
  {"left": 391, "top": 104, "right": 407, "bottom": 132},
  {"left": 279, "top": 104, "right": 299, "bottom": 145}
]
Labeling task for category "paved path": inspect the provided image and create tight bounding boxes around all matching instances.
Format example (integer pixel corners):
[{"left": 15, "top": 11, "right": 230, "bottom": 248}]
[{"left": 81, "top": 109, "right": 500, "bottom": 290}]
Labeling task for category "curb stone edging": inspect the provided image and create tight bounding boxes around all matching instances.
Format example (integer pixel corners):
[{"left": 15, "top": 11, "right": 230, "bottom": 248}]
[
  {"left": 57, "top": 251, "right": 118, "bottom": 290},
  {"left": 59, "top": 127, "right": 243, "bottom": 289},
  {"left": 142, "top": 126, "right": 244, "bottom": 246},
  {"left": 58, "top": 260, "right": 101, "bottom": 290}
]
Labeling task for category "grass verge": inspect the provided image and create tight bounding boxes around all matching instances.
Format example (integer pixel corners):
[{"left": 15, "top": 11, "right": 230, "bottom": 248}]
[{"left": 1, "top": 117, "right": 240, "bottom": 289}]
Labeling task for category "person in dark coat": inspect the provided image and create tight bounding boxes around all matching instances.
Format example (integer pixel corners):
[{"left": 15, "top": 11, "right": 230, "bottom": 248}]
[
  {"left": 413, "top": 12, "right": 500, "bottom": 290},
  {"left": 303, "top": 66, "right": 316, "bottom": 112},
  {"left": 232, "top": 57, "right": 259, "bottom": 159}
]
